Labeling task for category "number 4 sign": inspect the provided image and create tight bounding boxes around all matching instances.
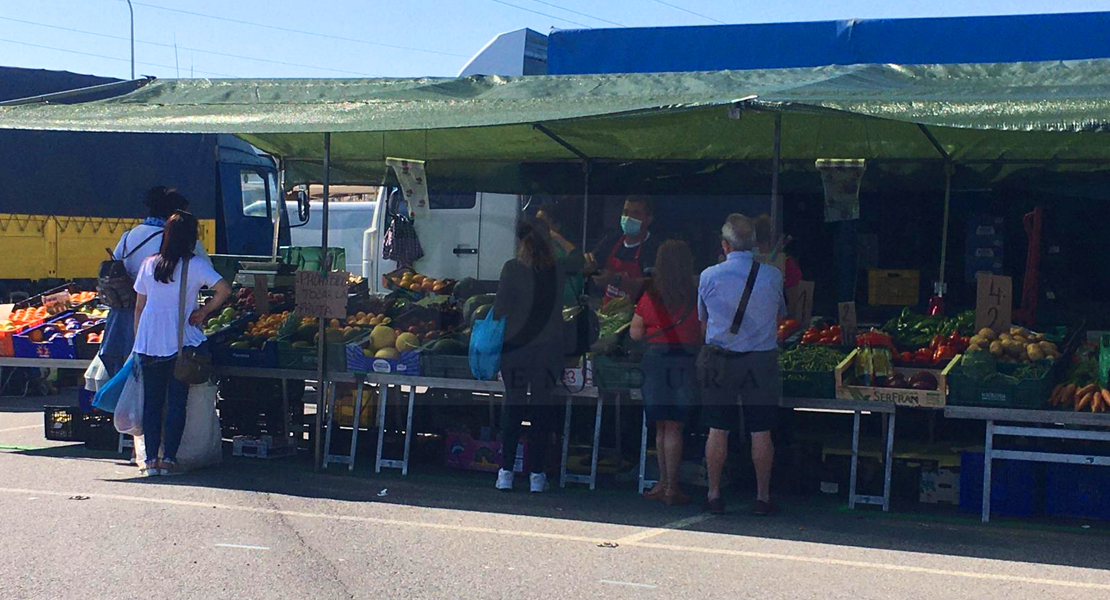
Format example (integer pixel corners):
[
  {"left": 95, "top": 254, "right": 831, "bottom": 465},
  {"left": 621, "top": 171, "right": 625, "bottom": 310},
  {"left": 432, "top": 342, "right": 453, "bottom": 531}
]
[{"left": 975, "top": 273, "right": 1012, "bottom": 334}]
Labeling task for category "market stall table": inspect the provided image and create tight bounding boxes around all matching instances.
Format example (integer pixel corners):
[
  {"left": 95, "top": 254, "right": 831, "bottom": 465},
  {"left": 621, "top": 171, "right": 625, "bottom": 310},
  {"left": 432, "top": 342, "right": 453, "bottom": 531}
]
[{"left": 944, "top": 405, "right": 1110, "bottom": 522}]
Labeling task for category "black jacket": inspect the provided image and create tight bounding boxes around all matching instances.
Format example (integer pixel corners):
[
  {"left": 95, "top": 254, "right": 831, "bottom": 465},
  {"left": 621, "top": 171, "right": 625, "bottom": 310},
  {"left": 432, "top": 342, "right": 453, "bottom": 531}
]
[{"left": 493, "top": 258, "right": 565, "bottom": 353}]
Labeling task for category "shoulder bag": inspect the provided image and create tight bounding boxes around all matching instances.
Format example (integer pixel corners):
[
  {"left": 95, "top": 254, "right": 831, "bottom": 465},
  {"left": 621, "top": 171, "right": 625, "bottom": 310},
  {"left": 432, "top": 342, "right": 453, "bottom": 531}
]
[
  {"left": 696, "top": 262, "right": 760, "bottom": 388},
  {"left": 173, "top": 257, "right": 213, "bottom": 385},
  {"left": 96, "top": 229, "right": 162, "bottom": 309}
]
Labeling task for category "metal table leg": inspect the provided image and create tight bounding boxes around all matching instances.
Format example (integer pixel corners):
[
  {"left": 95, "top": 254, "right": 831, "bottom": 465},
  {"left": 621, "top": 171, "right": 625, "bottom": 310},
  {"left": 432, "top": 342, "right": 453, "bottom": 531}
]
[
  {"left": 589, "top": 394, "right": 603, "bottom": 490},
  {"left": 982, "top": 420, "right": 994, "bottom": 523},
  {"left": 375, "top": 384, "right": 388, "bottom": 474},
  {"left": 560, "top": 396, "right": 572, "bottom": 488},
  {"left": 280, "top": 378, "right": 291, "bottom": 445},
  {"left": 848, "top": 411, "right": 860, "bottom": 509},
  {"left": 321, "top": 382, "right": 337, "bottom": 469},
  {"left": 882, "top": 411, "right": 896, "bottom": 512},
  {"left": 638, "top": 409, "right": 656, "bottom": 495},
  {"left": 401, "top": 387, "right": 415, "bottom": 475},
  {"left": 348, "top": 380, "right": 364, "bottom": 472}
]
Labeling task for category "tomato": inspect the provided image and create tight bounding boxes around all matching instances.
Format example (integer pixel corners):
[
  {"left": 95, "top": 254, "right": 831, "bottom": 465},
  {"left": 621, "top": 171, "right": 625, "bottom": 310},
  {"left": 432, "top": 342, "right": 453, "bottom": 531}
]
[
  {"left": 914, "top": 348, "right": 935, "bottom": 365},
  {"left": 929, "top": 334, "right": 946, "bottom": 350},
  {"left": 933, "top": 346, "right": 957, "bottom": 363},
  {"left": 899, "top": 351, "right": 914, "bottom": 365},
  {"left": 783, "top": 318, "right": 799, "bottom": 330},
  {"left": 829, "top": 325, "right": 841, "bottom": 335}
]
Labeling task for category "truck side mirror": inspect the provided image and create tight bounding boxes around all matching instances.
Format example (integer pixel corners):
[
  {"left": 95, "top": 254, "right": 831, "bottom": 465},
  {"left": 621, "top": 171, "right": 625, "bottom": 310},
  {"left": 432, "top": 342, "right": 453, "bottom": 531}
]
[{"left": 296, "top": 190, "right": 310, "bottom": 224}]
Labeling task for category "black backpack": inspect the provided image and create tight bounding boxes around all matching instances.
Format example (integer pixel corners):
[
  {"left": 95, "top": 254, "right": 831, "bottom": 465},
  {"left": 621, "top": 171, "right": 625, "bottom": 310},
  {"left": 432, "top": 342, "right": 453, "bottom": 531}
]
[{"left": 97, "top": 229, "right": 162, "bottom": 309}]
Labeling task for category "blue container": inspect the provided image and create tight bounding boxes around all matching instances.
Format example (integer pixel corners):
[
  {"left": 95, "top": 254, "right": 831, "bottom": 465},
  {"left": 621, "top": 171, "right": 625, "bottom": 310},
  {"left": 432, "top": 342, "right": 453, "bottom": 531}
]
[
  {"left": 77, "top": 388, "right": 95, "bottom": 413},
  {"left": 1045, "top": 463, "right": 1110, "bottom": 521},
  {"left": 959, "top": 451, "right": 1044, "bottom": 517}
]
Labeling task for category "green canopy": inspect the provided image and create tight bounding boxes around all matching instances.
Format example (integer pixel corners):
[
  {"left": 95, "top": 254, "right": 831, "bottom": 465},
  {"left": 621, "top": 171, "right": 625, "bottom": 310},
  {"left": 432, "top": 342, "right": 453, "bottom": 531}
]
[{"left": 3, "top": 60, "right": 1110, "bottom": 190}]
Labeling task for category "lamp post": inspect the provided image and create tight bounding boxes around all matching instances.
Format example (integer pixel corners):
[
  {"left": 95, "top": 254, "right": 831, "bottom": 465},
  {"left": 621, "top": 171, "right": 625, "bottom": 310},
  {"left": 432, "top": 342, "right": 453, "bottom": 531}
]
[{"left": 126, "top": 0, "right": 135, "bottom": 79}]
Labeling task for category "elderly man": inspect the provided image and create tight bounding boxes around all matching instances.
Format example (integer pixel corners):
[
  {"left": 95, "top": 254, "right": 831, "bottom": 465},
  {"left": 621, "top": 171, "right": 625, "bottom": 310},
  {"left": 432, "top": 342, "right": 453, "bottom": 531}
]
[{"left": 698, "top": 214, "right": 785, "bottom": 516}]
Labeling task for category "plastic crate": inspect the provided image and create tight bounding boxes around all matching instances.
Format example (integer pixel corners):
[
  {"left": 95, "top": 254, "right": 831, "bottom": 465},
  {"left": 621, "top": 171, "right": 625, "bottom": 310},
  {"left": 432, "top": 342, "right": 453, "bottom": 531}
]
[
  {"left": 959, "top": 451, "right": 1044, "bottom": 517},
  {"left": 13, "top": 313, "right": 105, "bottom": 360},
  {"left": 421, "top": 354, "right": 475, "bottom": 380},
  {"left": 867, "top": 269, "right": 920, "bottom": 306},
  {"left": 44, "top": 406, "right": 81, "bottom": 441},
  {"left": 947, "top": 357, "right": 1057, "bottom": 409},
  {"left": 782, "top": 370, "right": 836, "bottom": 398},
  {"left": 1045, "top": 463, "right": 1110, "bottom": 521},
  {"left": 592, "top": 356, "right": 643, "bottom": 390},
  {"left": 345, "top": 345, "right": 421, "bottom": 375},
  {"left": 212, "top": 339, "right": 280, "bottom": 368},
  {"left": 275, "top": 337, "right": 348, "bottom": 372}
]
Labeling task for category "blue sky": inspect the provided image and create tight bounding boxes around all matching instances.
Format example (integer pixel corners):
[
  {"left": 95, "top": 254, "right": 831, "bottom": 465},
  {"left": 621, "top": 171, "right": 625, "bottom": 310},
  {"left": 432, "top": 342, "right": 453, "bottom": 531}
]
[{"left": 3, "top": 0, "right": 1110, "bottom": 79}]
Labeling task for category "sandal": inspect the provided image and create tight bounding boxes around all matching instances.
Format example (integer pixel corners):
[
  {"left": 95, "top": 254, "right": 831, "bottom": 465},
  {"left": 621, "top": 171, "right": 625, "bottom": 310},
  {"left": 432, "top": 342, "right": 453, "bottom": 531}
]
[
  {"left": 141, "top": 462, "right": 162, "bottom": 477},
  {"left": 642, "top": 484, "right": 667, "bottom": 501}
]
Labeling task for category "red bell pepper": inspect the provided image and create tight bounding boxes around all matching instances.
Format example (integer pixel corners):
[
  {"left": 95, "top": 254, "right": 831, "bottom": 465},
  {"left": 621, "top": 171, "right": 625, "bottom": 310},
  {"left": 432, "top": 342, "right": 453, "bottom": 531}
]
[
  {"left": 929, "top": 334, "right": 946, "bottom": 351},
  {"left": 933, "top": 345, "right": 958, "bottom": 364},
  {"left": 914, "top": 348, "right": 935, "bottom": 365}
]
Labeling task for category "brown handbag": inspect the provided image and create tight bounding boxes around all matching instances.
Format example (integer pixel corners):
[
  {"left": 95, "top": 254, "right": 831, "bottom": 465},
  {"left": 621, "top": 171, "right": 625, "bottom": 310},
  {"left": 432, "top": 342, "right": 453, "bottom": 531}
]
[{"left": 173, "top": 257, "right": 212, "bottom": 385}]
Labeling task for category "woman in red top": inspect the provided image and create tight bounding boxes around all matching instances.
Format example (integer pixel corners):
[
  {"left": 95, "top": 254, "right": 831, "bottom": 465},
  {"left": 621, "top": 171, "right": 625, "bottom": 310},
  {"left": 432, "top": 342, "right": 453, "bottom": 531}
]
[{"left": 629, "top": 240, "right": 700, "bottom": 506}]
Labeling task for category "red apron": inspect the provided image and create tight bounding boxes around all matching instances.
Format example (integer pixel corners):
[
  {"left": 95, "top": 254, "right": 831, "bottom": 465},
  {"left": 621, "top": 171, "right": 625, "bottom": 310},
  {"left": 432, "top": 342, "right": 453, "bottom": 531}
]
[{"left": 602, "top": 236, "right": 645, "bottom": 305}]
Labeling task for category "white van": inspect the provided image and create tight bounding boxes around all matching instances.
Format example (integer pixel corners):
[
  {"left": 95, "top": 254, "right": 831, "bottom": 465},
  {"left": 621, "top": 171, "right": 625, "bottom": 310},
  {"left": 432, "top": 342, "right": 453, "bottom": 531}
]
[{"left": 288, "top": 191, "right": 521, "bottom": 292}]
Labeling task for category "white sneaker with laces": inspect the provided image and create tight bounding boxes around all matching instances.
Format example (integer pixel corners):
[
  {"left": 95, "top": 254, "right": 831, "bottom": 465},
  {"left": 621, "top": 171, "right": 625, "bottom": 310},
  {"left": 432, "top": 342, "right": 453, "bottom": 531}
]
[
  {"left": 529, "top": 472, "right": 548, "bottom": 493},
  {"left": 496, "top": 469, "right": 514, "bottom": 491}
]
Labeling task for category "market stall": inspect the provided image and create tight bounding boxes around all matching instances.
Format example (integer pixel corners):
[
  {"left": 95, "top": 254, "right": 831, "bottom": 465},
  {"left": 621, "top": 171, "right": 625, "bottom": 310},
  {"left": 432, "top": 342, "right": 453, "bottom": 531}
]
[{"left": 3, "top": 59, "right": 1110, "bottom": 516}]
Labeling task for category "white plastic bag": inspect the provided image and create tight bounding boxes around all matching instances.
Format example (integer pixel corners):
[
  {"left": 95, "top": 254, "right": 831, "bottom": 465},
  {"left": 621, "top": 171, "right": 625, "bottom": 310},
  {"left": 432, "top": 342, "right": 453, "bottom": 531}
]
[
  {"left": 113, "top": 365, "right": 144, "bottom": 436},
  {"left": 135, "top": 382, "right": 222, "bottom": 471},
  {"left": 83, "top": 355, "right": 110, "bottom": 392}
]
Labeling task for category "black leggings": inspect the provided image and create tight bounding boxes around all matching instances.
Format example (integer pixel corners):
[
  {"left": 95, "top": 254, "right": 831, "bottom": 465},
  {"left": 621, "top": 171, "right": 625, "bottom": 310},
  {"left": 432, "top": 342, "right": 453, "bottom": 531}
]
[{"left": 500, "top": 346, "right": 562, "bottom": 474}]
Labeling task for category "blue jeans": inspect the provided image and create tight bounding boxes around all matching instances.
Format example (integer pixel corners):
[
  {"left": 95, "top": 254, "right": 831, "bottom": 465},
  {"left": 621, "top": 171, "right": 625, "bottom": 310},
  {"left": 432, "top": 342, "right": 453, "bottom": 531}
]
[{"left": 139, "top": 353, "right": 189, "bottom": 463}]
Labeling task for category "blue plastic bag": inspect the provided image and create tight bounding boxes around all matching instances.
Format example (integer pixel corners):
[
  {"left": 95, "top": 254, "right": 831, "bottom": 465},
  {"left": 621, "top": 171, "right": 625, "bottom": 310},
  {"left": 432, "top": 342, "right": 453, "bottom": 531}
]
[
  {"left": 92, "top": 354, "right": 137, "bottom": 414},
  {"left": 469, "top": 311, "right": 506, "bottom": 381}
]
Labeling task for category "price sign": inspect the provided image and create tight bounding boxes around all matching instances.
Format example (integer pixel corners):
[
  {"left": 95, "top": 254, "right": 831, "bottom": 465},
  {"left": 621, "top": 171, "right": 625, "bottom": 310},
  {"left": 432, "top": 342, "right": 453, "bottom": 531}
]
[
  {"left": 838, "top": 301, "right": 858, "bottom": 341},
  {"left": 975, "top": 273, "right": 1012, "bottom": 333},
  {"left": 785, "top": 280, "right": 815, "bottom": 325},
  {"left": 253, "top": 274, "right": 270, "bottom": 315},
  {"left": 295, "top": 270, "right": 350, "bottom": 319},
  {"left": 0, "top": 303, "right": 13, "bottom": 322},
  {"left": 42, "top": 290, "right": 71, "bottom": 313}
]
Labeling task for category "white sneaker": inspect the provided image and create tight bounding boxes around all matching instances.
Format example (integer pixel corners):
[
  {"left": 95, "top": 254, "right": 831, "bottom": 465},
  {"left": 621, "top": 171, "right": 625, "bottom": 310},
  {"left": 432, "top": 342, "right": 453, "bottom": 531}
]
[
  {"left": 496, "top": 469, "right": 514, "bottom": 491},
  {"left": 529, "top": 472, "right": 548, "bottom": 494}
]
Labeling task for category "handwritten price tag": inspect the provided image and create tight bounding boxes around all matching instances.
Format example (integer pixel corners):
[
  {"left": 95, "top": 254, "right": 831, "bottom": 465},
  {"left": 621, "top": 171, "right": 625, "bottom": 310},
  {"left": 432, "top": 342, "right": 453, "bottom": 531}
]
[
  {"left": 295, "top": 270, "right": 350, "bottom": 319},
  {"left": 786, "top": 281, "right": 815, "bottom": 325},
  {"left": 838, "top": 301, "right": 858, "bottom": 341},
  {"left": 975, "top": 274, "right": 1012, "bottom": 334}
]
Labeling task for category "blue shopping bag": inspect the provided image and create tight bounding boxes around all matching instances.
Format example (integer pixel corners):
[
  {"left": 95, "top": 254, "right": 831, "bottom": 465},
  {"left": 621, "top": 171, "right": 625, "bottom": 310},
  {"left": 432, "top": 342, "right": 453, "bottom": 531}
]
[
  {"left": 92, "top": 354, "right": 137, "bottom": 413},
  {"left": 469, "top": 311, "right": 505, "bottom": 381}
]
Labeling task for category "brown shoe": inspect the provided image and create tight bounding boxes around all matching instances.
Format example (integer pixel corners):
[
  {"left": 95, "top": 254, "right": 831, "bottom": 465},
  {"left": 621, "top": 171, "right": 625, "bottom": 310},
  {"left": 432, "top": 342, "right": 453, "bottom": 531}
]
[
  {"left": 750, "top": 500, "right": 776, "bottom": 516},
  {"left": 642, "top": 484, "right": 666, "bottom": 501},
  {"left": 703, "top": 497, "right": 726, "bottom": 515},
  {"left": 663, "top": 489, "right": 690, "bottom": 506}
]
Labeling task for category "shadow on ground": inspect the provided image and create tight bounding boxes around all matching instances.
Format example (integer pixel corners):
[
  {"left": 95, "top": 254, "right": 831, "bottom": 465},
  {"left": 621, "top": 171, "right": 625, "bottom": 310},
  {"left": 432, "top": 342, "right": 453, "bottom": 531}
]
[{"left": 13, "top": 440, "right": 1110, "bottom": 573}]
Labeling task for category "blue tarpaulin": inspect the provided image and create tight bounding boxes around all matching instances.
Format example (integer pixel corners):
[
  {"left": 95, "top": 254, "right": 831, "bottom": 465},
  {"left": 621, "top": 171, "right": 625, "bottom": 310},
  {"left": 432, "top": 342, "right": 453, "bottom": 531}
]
[{"left": 548, "top": 11, "right": 1110, "bottom": 74}]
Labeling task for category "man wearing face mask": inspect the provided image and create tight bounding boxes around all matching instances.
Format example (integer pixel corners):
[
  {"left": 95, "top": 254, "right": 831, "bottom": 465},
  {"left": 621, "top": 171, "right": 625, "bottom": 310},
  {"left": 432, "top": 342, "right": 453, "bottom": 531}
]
[{"left": 584, "top": 196, "right": 660, "bottom": 306}]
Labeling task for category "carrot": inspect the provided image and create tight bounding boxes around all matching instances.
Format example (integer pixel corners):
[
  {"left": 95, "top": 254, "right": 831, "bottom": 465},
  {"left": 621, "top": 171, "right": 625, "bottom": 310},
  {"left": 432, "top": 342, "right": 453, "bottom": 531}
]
[
  {"left": 1060, "top": 383, "right": 1077, "bottom": 408},
  {"left": 1077, "top": 383, "right": 1098, "bottom": 399},
  {"left": 1049, "top": 384, "right": 1064, "bottom": 406},
  {"left": 1076, "top": 392, "right": 1094, "bottom": 412},
  {"left": 1101, "top": 388, "right": 1110, "bottom": 411}
]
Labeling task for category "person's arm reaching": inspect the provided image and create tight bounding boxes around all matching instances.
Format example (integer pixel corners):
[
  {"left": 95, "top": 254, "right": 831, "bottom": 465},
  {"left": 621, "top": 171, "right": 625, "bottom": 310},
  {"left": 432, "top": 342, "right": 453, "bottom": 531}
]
[{"left": 190, "top": 279, "right": 232, "bottom": 326}]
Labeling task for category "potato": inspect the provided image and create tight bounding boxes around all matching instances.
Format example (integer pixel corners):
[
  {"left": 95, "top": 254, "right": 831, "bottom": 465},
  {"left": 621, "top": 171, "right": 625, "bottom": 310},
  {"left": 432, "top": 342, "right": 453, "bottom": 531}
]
[
  {"left": 999, "top": 333, "right": 1014, "bottom": 343},
  {"left": 989, "top": 341, "right": 1004, "bottom": 357},
  {"left": 1030, "top": 333, "right": 1045, "bottom": 343},
  {"left": 978, "top": 328, "right": 998, "bottom": 341},
  {"left": 969, "top": 335, "right": 988, "bottom": 347},
  {"left": 1010, "top": 326, "right": 1030, "bottom": 337},
  {"left": 967, "top": 343, "right": 984, "bottom": 353},
  {"left": 1004, "top": 341, "right": 1026, "bottom": 359},
  {"left": 1037, "top": 341, "right": 1059, "bottom": 357},
  {"left": 1013, "top": 335, "right": 1028, "bottom": 345},
  {"left": 1026, "top": 344, "right": 1045, "bottom": 361}
]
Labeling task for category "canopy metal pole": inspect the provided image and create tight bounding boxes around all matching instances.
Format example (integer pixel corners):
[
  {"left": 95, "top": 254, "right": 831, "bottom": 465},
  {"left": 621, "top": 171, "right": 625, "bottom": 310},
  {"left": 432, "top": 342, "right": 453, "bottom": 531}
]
[
  {"left": 770, "top": 112, "right": 782, "bottom": 237},
  {"left": 938, "top": 162, "right": 954, "bottom": 295},
  {"left": 314, "top": 132, "right": 331, "bottom": 469},
  {"left": 581, "top": 161, "right": 590, "bottom": 248}
]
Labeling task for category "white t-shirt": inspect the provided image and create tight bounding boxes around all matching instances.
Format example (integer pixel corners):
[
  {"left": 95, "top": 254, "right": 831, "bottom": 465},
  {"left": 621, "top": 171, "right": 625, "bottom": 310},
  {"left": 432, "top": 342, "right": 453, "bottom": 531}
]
[
  {"left": 113, "top": 224, "right": 209, "bottom": 278},
  {"left": 133, "top": 255, "right": 224, "bottom": 357}
]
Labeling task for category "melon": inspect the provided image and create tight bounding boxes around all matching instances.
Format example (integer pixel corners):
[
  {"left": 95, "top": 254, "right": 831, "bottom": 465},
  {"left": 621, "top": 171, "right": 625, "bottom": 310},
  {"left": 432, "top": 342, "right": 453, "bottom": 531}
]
[
  {"left": 395, "top": 332, "right": 420, "bottom": 352},
  {"left": 375, "top": 347, "right": 401, "bottom": 360},
  {"left": 370, "top": 325, "right": 397, "bottom": 351}
]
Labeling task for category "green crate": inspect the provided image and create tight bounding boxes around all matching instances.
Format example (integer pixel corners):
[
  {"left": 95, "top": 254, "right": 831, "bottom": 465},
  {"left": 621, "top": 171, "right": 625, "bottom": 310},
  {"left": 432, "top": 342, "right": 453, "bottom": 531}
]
[
  {"left": 782, "top": 370, "right": 836, "bottom": 399},
  {"left": 592, "top": 356, "right": 643, "bottom": 390},
  {"left": 947, "top": 359, "right": 1057, "bottom": 409},
  {"left": 276, "top": 338, "right": 349, "bottom": 372},
  {"left": 1099, "top": 333, "right": 1109, "bottom": 389}
]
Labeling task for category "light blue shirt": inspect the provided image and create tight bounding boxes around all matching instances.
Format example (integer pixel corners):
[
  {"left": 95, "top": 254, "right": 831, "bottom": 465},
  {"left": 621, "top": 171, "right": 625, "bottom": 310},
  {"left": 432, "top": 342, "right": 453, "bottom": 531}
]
[{"left": 698, "top": 251, "right": 785, "bottom": 352}]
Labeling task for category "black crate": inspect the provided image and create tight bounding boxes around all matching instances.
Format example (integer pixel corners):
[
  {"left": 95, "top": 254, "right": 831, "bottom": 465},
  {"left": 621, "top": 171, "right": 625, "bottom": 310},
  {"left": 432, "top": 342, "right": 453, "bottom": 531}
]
[{"left": 44, "top": 406, "right": 80, "bottom": 441}]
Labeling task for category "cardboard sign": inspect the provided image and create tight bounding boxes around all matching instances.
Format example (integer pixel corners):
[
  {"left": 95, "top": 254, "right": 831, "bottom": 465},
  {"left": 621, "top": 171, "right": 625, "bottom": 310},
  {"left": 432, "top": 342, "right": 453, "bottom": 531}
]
[
  {"left": 785, "top": 280, "right": 815, "bottom": 325},
  {"left": 975, "top": 274, "right": 1012, "bottom": 333},
  {"left": 0, "top": 303, "right": 13, "bottom": 322},
  {"left": 838, "top": 301, "right": 858, "bottom": 341},
  {"left": 295, "top": 270, "right": 350, "bottom": 319},
  {"left": 42, "top": 290, "right": 71, "bottom": 313},
  {"left": 253, "top": 274, "right": 270, "bottom": 315}
]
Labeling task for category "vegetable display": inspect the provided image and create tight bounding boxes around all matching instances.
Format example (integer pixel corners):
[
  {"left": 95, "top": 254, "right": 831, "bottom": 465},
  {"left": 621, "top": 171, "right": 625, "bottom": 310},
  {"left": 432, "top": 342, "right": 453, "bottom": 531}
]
[
  {"left": 882, "top": 309, "right": 975, "bottom": 351},
  {"left": 1048, "top": 349, "right": 1109, "bottom": 412},
  {"left": 965, "top": 326, "right": 1060, "bottom": 363},
  {"left": 800, "top": 323, "right": 842, "bottom": 345},
  {"left": 779, "top": 344, "right": 849, "bottom": 372}
]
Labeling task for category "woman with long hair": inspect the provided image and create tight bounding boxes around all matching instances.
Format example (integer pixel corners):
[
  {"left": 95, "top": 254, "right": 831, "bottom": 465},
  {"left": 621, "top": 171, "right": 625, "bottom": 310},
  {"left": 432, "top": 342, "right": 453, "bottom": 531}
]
[
  {"left": 629, "top": 240, "right": 701, "bottom": 505},
  {"left": 492, "top": 217, "right": 565, "bottom": 493},
  {"left": 132, "top": 211, "right": 231, "bottom": 476}
]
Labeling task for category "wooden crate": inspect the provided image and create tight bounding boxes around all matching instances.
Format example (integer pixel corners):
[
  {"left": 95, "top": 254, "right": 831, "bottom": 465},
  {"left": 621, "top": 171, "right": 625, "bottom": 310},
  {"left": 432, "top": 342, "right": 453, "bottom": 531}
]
[{"left": 834, "top": 349, "right": 959, "bottom": 408}]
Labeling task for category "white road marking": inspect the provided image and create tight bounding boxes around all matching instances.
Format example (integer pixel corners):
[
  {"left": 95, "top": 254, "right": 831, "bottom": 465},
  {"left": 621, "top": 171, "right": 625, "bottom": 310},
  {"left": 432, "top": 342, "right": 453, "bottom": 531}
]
[
  {"left": 615, "top": 513, "right": 716, "bottom": 544},
  {"left": 600, "top": 580, "right": 657, "bottom": 589},
  {"left": 2, "top": 486, "right": 1109, "bottom": 591},
  {"left": 0, "top": 425, "right": 41, "bottom": 433},
  {"left": 215, "top": 544, "right": 270, "bottom": 551}
]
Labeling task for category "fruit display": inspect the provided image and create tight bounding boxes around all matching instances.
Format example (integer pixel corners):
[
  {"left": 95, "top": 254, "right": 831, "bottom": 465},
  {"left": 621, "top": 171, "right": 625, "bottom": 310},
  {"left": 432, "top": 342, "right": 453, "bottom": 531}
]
[
  {"left": 5, "top": 307, "right": 50, "bottom": 327},
  {"left": 387, "top": 269, "right": 455, "bottom": 296},
  {"left": 964, "top": 326, "right": 1060, "bottom": 363},
  {"left": 777, "top": 318, "right": 801, "bottom": 343},
  {"left": 202, "top": 307, "right": 243, "bottom": 337},
  {"left": 77, "top": 306, "right": 110, "bottom": 319},
  {"left": 345, "top": 311, "right": 393, "bottom": 328},
  {"left": 225, "top": 311, "right": 291, "bottom": 350},
  {"left": 231, "top": 287, "right": 288, "bottom": 313},
  {"left": 800, "top": 323, "right": 842, "bottom": 345}
]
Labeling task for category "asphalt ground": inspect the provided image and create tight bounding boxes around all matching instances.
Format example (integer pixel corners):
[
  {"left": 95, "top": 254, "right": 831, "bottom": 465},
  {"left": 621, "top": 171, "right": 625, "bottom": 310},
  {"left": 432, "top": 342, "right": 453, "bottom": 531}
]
[{"left": 3, "top": 392, "right": 1110, "bottom": 600}]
